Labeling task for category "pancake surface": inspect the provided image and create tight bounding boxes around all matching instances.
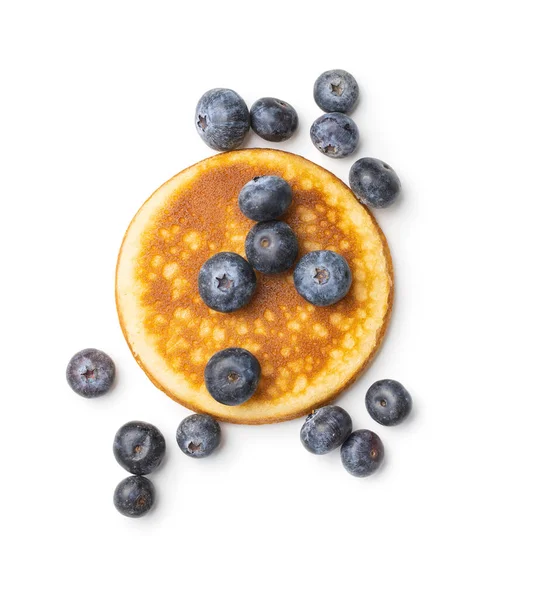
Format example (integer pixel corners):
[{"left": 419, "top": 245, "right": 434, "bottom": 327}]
[{"left": 116, "top": 149, "right": 393, "bottom": 424}]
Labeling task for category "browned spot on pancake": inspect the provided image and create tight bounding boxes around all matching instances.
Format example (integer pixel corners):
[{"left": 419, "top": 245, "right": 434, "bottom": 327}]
[{"left": 135, "top": 159, "right": 376, "bottom": 405}]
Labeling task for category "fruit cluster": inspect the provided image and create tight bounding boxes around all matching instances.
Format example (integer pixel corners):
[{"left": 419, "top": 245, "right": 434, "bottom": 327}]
[
  {"left": 66, "top": 70, "right": 410, "bottom": 518},
  {"left": 66, "top": 349, "right": 413, "bottom": 517},
  {"left": 198, "top": 174, "right": 352, "bottom": 406},
  {"left": 66, "top": 349, "right": 225, "bottom": 517},
  {"left": 301, "top": 379, "right": 412, "bottom": 477},
  {"left": 112, "top": 421, "right": 164, "bottom": 517},
  {"left": 110, "top": 415, "right": 222, "bottom": 518},
  {"left": 195, "top": 69, "right": 401, "bottom": 209},
  {"left": 193, "top": 70, "right": 402, "bottom": 407}
]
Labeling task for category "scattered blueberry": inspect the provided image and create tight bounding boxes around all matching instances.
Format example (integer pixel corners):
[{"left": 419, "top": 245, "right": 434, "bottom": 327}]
[
  {"left": 349, "top": 157, "right": 401, "bottom": 209},
  {"left": 250, "top": 97, "right": 299, "bottom": 142},
  {"left": 198, "top": 252, "right": 257, "bottom": 313},
  {"left": 294, "top": 250, "right": 352, "bottom": 306},
  {"left": 365, "top": 379, "right": 412, "bottom": 426},
  {"left": 195, "top": 88, "right": 250, "bottom": 151},
  {"left": 245, "top": 220, "right": 298, "bottom": 274},
  {"left": 310, "top": 113, "right": 359, "bottom": 158},
  {"left": 176, "top": 414, "right": 221, "bottom": 458},
  {"left": 238, "top": 175, "right": 292, "bottom": 221},
  {"left": 300, "top": 406, "right": 352, "bottom": 455},
  {"left": 313, "top": 69, "right": 360, "bottom": 113},
  {"left": 204, "top": 347, "right": 261, "bottom": 406},
  {"left": 66, "top": 348, "right": 115, "bottom": 398},
  {"left": 113, "top": 421, "right": 166, "bottom": 475},
  {"left": 113, "top": 476, "right": 155, "bottom": 518},
  {"left": 341, "top": 430, "right": 384, "bottom": 477}
]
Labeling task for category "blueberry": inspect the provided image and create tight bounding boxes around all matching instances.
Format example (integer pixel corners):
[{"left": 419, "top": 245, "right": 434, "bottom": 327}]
[
  {"left": 198, "top": 252, "right": 257, "bottom": 313},
  {"left": 113, "top": 476, "right": 155, "bottom": 518},
  {"left": 349, "top": 157, "right": 401, "bottom": 209},
  {"left": 204, "top": 347, "right": 261, "bottom": 406},
  {"left": 313, "top": 69, "right": 359, "bottom": 113},
  {"left": 195, "top": 88, "right": 250, "bottom": 151},
  {"left": 300, "top": 406, "right": 352, "bottom": 455},
  {"left": 245, "top": 221, "right": 298, "bottom": 274},
  {"left": 113, "top": 421, "right": 166, "bottom": 475},
  {"left": 365, "top": 379, "right": 412, "bottom": 426},
  {"left": 176, "top": 414, "right": 221, "bottom": 458},
  {"left": 293, "top": 250, "right": 352, "bottom": 306},
  {"left": 310, "top": 113, "right": 359, "bottom": 158},
  {"left": 250, "top": 97, "right": 299, "bottom": 142},
  {"left": 238, "top": 175, "right": 292, "bottom": 221},
  {"left": 66, "top": 348, "right": 115, "bottom": 398},
  {"left": 341, "top": 430, "right": 384, "bottom": 477}
]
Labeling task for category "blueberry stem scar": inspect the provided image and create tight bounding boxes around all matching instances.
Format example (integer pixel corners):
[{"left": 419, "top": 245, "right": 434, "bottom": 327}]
[
  {"left": 331, "top": 82, "right": 343, "bottom": 96},
  {"left": 216, "top": 273, "right": 234, "bottom": 290},
  {"left": 314, "top": 267, "right": 330, "bottom": 285},
  {"left": 197, "top": 114, "right": 208, "bottom": 131}
]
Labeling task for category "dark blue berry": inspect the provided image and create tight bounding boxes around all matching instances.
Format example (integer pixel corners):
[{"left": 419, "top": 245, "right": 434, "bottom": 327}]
[
  {"left": 176, "top": 414, "right": 221, "bottom": 458},
  {"left": 310, "top": 113, "right": 359, "bottom": 158},
  {"left": 245, "top": 221, "right": 298, "bottom": 274},
  {"left": 349, "top": 157, "right": 401, "bottom": 209},
  {"left": 198, "top": 252, "right": 257, "bottom": 313},
  {"left": 365, "top": 379, "right": 412, "bottom": 426},
  {"left": 250, "top": 97, "right": 298, "bottom": 142},
  {"left": 341, "top": 430, "right": 384, "bottom": 477},
  {"left": 113, "top": 421, "right": 166, "bottom": 475},
  {"left": 66, "top": 348, "right": 115, "bottom": 398},
  {"left": 313, "top": 69, "right": 359, "bottom": 113},
  {"left": 113, "top": 476, "right": 155, "bottom": 518},
  {"left": 204, "top": 348, "right": 261, "bottom": 406},
  {"left": 238, "top": 176, "right": 292, "bottom": 221},
  {"left": 293, "top": 250, "right": 352, "bottom": 306},
  {"left": 195, "top": 88, "right": 250, "bottom": 151},
  {"left": 300, "top": 406, "right": 352, "bottom": 455}
]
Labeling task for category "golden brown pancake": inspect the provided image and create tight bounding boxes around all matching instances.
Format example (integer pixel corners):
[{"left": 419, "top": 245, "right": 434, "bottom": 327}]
[{"left": 116, "top": 149, "right": 393, "bottom": 424}]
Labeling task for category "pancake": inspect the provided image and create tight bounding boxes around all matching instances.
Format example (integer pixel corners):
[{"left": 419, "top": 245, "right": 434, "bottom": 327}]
[{"left": 116, "top": 149, "right": 393, "bottom": 424}]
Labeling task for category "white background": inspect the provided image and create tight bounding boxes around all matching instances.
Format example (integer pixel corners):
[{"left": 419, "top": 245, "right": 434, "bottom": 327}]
[{"left": 1, "top": 1, "right": 535, "bottom": 598}]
